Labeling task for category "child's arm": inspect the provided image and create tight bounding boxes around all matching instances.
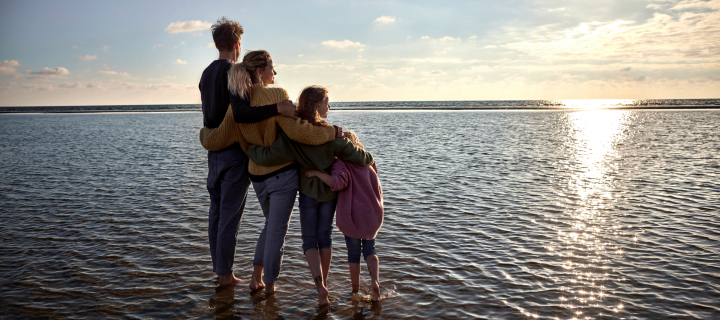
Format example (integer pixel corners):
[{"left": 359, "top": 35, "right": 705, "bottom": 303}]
[
  {"left": 305, "top": 170, "right": 334, "bottom": 188},
  {"left": 247, "top": 130, "right": 295, "bottom": 166}
]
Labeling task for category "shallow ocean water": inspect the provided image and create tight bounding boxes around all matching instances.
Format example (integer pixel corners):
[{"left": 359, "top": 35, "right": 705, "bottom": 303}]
[{"left": 1, "top": 109, "right": 719, "bottom": 319}]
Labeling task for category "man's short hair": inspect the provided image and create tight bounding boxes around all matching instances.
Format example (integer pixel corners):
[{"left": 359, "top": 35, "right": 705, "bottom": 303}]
[{"left": 212, "top": 17, "right": 244, "bottom": 52}]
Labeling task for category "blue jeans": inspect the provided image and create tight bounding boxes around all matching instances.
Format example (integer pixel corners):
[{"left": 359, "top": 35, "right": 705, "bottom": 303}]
[
  {"left": 344, "top": 236, "right": 376, "bottom": 264},
  {"left": 298, "top": 193, "right": 337, "bottom": 255},
  {"left": 251, "top": 169, "right": 298, "bottom": 284},
  {"left": 207, "top": 148, "right": 250, "bottom": 276}
]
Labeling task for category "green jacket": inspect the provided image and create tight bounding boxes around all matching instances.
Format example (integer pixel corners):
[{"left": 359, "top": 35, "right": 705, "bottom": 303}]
[{"left": 247, "top": 130, "right": 374, "bottom": 202}]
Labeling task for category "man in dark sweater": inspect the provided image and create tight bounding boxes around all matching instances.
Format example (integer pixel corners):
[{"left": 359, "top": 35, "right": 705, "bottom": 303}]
[{"left": 200, "top": 17, "right": 297, "bottom": 286}]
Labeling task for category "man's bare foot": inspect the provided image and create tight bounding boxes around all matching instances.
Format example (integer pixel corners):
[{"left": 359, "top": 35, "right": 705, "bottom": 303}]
[
  {"left": 371, "top": 280, "right": 381, "bottom": 301},
  {"left": 218, "top": 274, "right": 242, "bottom": 286}
]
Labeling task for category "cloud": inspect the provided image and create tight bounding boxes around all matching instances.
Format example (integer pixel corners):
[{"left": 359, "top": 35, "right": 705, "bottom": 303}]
[
  {"left": 164, "top": 20, "right": 212, "bottom": 33},
  {"left": 73, "top": 45, "right": 78, "bottom": 49},
  {"left": 153, "top": 44, "right": 163, "bottom": 49},
  {"left": 77, "top": 55, "right": 97, "bottom": 61},
  {"left": 103, "top": 46, "right": 110, "bottom": 51},
  {"left": 0, "top": 60, "right": 21, "bottom": 77},
  {"left": 374, "top": 16, "right": 397, "bottom": 25},
  {"left": 98, "top": 70, "right": 130, "bottom": 77},
  {"left": 25, "top": 67, "right": 69, "bottom": 78},
  {"left": 173, "top": 59, "right": 187, "bottom": 64},
  {"left": 420, "top": 36, "right": 461, "bottom": 44},
  {"left": 58, "top": 82, "right": 105, "bottom": 89},
  {"left": 207, "top": 42, "right": 215, "bottom": 48},
  {"left": 619, "top": 67, "right": 632, "bottom": 72},
  {"left": 548, "top": 7, "right": 567, "bottom": 12},
  {"left": 321, "top": 39, "right": 365, "bottom": 49}
]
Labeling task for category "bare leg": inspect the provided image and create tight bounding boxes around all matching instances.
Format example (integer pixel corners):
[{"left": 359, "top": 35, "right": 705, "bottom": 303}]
[
  {"left": 249, "top": 264, "right": 265, "bottom": 291},
  {"left": 366, "top": 255, "right": 380, "bottom": 301},
  {"left": 348, "top": 263, "right": 361, "bottom": 294},
  {"left": 320, "top": 248, "right": 332, "bottom": 287},
  {"left": 305, "top": 249, "right": 330, "bottom": 306}
]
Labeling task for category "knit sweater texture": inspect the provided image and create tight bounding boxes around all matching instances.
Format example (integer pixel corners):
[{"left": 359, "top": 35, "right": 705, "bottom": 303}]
[
  {"left": 331, "top": 160, "right": 383, "bottom": 240},
  {"left": 199, "top": 83, "right": 336, "bottom": 176},
  {"left": 247, "top": 131, "right": 374, "bottom": 202}
]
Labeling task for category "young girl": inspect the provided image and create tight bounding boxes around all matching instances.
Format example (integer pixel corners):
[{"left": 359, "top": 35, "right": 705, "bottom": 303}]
[
  {"left": 247, "top": 85, "right": 374, "bottom": 306},
  {"left": 305, "top": 131, "right": 384, "bottom": 301}
]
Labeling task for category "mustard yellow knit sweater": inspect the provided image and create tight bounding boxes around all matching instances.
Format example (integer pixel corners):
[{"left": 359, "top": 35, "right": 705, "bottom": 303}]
[{"left": 199, "top": 83, "right": 336, "bottom": 176}]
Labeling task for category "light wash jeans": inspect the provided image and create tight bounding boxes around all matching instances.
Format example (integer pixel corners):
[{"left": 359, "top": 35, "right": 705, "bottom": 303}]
[
  {"left": 251, "top": 169, "right": 298, "bottom": 284},
  {"left": 298, "top": 193, "right": 337, "bottom": 254}
]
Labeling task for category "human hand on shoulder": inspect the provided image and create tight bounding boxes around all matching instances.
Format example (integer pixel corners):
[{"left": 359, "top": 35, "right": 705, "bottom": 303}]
[
  {"left": 277, "top": 99, "right": 298, "bottom": 119},
  {"left": 333, "top": 125, "right": 344, "bottom": 138}
]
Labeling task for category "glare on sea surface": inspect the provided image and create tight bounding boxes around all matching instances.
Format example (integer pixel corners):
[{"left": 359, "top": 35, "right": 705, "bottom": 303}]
[
  {"left": 561, "top": 99, "right": 634, "bottom": 110},
  {"left": 550, "top": 110, "right": 633, "bottom": 319}
]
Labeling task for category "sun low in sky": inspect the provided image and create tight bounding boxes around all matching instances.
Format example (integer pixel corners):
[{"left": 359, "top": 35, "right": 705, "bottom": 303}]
[{"left": 0, "top": 0, "right": 718, "bottom": 106}]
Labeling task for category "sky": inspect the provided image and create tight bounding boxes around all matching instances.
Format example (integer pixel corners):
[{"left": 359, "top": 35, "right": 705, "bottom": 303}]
[{"left": 0, "top": 0, "right": 718, "bottom": 106}]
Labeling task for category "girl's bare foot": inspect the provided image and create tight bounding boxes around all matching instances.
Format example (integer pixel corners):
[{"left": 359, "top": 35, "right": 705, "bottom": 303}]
[
  {"left": 315, "top": 276, "right": 329, "bottom": 306},
  {"left": 371, "top": 280, "right": 381, "bottom": 301}
]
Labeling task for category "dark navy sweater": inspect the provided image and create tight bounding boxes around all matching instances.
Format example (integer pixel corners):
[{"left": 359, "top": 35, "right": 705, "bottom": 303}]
[{"left": 199, "top": 59, "right": 279, "bottom": 131}]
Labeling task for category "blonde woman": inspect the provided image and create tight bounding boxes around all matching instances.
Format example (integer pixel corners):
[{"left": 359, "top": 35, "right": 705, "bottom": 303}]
[{"left": 199, "top": 50, "right": 343, "bottom": 294}]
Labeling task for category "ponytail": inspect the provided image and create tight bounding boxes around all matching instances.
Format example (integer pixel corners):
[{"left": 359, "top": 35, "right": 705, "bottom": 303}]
[{"left": 228, "top": 50, "right": 271, "bottom": 100}]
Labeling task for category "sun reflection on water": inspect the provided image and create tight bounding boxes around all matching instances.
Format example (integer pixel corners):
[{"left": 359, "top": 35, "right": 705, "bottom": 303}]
[{"left": 549, "top": 110, "right": 635, "bottom": 319}]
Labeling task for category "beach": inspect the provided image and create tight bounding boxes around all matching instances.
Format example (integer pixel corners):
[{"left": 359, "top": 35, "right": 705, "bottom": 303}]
[{"left": 1, "top": 107, "right": 719, "bottom": 319}]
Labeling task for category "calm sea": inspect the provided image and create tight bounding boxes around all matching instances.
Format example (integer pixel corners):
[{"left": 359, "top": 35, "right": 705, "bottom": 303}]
[{"left": 1, "top": 105, "right": 719, "bottom": 319}]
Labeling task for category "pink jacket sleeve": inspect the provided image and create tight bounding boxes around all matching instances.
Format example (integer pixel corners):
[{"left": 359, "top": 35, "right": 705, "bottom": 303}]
[{"left": 330, "top": 159, "right": 351, "bottom": 192}]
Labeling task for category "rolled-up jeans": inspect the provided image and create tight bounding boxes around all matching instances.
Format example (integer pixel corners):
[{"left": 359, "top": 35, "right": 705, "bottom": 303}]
[
  {"left": 298, "top": 193, "right": 337, "bottom": 255},
  {"left": 344, "top": 236, "right": 376, "bottom": 264},
  {"left": 252, "top": 169, "right": 298, "bottom": 284}
]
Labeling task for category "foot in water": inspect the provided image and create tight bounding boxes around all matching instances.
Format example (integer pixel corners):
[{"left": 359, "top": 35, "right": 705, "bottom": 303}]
[
  {"left": 371, "top": 280, "right": 381, "bottom": 302},
  {"left": 315, "top": 276, "right": 329, "bottom": 306},
  {"left": 218, "top": 274, "right": 244, "bottom": 286},
  {"left": 249, "top": 278, "right": 265, "bottom": 291}
]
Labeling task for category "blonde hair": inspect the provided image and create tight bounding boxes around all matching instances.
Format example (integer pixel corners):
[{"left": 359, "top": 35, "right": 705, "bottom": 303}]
[
  {"left": 296, "top": 85, "right": 330, "bottom": 127},
  {"left": 344, "top": 130, "right": 364, "bottom": 149},
  {"left": 228, "top": 50, "right": 271, "bottom": 99}
]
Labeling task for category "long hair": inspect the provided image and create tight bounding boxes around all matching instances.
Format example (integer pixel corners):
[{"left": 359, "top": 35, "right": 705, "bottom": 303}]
[
  {"left": 296, "top": 85, "right": 330, "bottom": 127},
  {"left": 343, "top": 130, "right": 364, "bottom": 149},
  {"left": 228, "top": 50, "right": 271, "bottom": 99}
]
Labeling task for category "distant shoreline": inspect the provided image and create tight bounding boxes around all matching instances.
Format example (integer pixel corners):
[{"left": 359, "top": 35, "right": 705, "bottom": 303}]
[{"left": 2, "top": 105, "right": 720, "bottom": 114}]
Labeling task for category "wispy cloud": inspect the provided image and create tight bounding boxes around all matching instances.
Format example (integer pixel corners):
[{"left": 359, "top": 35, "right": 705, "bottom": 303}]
[
  {"left": 77, "top": 55, "right": 97, "bottom": 61},
  {"left": 25, "top": 67, "right": 70, "bottom": 79},
  {"left": 98, "top": 70, "right": 130, "bottom": 77},
  {"left": 173, "top": 59, "right": 187, "bottom": 64},
  {"left": 321, "top": 39, "right": 365, "bottom": 49},
  {"left": 374, "top": 16, "right": 397, "bottom": 25},
  {"left": 103, "top": 46, "right": 110, "bottom": 52},
  {"left": 207, "top": 42, "right": 215, "bottom": 48},
  {"left": 0, "top": 60, "right": 21, "bottom": 77},
  {"left": 153, "top": 44, "right": 163, "bottom": 49},
  {"left": 164, "top": 20, "right": 212, "bottom": 33}
]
